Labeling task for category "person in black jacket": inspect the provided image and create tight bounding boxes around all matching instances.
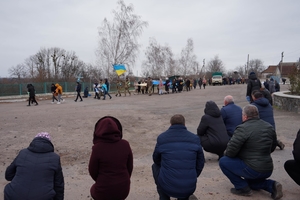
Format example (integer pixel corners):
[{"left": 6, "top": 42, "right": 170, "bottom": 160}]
[
  {"left": 4, "top": 132, "right": 64, "bottom": 200},
  {"left": 51, "top": 83, "right": 58, "bottom": 103},
  {"left": 284, "top": 129, "right": 300, "bottom": 186},
  {"left": 246, "top": 72, "right": 261, "bottom": 103},
  {"left": 27, "top": 84, "right": 38, "bottom": 106},
  {"left": 74, "top": 81, "right": 83, "bottom": 102},
  {"left": 197, "top": 100, "right": 229, "bottom": 160}
]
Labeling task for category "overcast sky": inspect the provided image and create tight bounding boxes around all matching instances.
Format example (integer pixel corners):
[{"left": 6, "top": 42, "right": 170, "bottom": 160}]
[{"left": 1, "top": 0, "right": 300, "bottom": 77}]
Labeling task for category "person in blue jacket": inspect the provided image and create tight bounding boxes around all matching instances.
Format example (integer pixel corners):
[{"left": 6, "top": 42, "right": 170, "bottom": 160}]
[
  {"left": 4, "top": 132, "right": 64, "bottom": 200},
  {"left": 152, "top": 114, "right": 205, "bottom": 200},
  {"left": 221, "top": 95, "right": 242, "bottom": 138}
]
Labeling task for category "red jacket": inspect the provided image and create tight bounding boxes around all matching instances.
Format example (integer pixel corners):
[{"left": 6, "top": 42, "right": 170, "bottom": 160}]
[{"left": 88, "top": 116, "right": 133, "bottom": 200}]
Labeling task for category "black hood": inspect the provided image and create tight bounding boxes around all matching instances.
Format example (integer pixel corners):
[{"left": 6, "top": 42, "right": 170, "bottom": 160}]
[
  {"left": 27, "top": 137, "right": 54, "bottom": 153},
  {"left": 248, "top": 73, "right": 258, "bottom": 80},
  {"left": 204, "top": 101, "right": 221, "bottom": 117}
]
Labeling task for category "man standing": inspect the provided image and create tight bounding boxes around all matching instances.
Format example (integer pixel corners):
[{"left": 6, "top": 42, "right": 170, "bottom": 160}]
[
  {"left": 124, "top": 77, "right": 131, "bottom": 96},
  {"left": 74, "top": 81, "right": 83, "bottom": 102},
  {"left": 219, "top": 105, "right": 283, "bottom": 199},
  {"left": 220, "top": 95, "right": 242, "bottom": 138},
  {"left": 246, "top": 71, "right": 261, "bottom": 102},
  {"left": 152, "top": 114, "right": 205, "bottom": 200}
]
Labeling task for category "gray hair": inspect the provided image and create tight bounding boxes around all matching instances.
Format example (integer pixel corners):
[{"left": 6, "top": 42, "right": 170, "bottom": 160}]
[
  {"left": 242, "top": 105, "right": 259, "bottom": 119},
  {"left": 224, "top": 95, "right": 234, "bottom": 104}
]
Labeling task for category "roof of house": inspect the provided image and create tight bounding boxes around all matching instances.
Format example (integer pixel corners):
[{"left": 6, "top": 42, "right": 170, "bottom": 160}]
[{"left": 262, "top": 62, "right": 298, "bottom": 76}]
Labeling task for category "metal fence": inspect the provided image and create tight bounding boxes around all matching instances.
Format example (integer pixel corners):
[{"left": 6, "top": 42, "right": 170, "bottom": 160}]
[{"left": 0, "top": 82, "right": 131, "bottom": 97}]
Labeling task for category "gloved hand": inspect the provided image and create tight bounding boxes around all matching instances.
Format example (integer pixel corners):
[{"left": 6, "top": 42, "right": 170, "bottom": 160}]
[{"left": 246, "top": 96, "right": 250, "bottom": 102}]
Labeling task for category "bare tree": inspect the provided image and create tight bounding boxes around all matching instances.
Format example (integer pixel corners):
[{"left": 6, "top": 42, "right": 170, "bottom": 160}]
[
  {"left": 8, "top": 64, "right": 27, "bottom": 80},
  {"left": 50, "top": 47, "right": 66, "bottom": 79},
  {"left": 179, "top": 38, "right": 197, "bottom": 76},
  {"left": 248, "top": 59, "right": 265, "bottom": 75},
  {"left": 96, "top": 0, "right": 148, "bottom": 76},
  {"left": 206, "top": 55, "right": 225, "bottom": 75},
  {"left": 142, "top": 38, "right": 174, "bottom": 77}
]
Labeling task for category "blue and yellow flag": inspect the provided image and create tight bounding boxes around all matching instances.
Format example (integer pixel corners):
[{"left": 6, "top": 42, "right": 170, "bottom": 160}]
[{"left": 113, "top": 64, "right": 126, "bottom": 76}]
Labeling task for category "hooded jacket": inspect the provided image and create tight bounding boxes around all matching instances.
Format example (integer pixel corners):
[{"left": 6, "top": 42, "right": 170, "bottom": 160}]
[
  {"left": 197, "top": 101, "right": 229, "bottom": 155},
  {"left": 88, "top": 116, "right": 133, "bottom": 200},
  {"left": 4, "top": 137, "right": 64, "bottom": 200},
  {"left": 27, "top": 84, "right": 35, "bottom": 97},
  {"left": 55, "top": 83, "right": 63, "bottom": 94},
  {"left": 246, "top": 72, "right": 262, "bottom": 98},
  {"left": 251, "top": 97, "right": 275, "bottom": 129}
]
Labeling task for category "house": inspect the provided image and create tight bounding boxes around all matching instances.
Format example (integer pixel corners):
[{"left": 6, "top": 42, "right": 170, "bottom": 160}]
[{"left": 261, "top": 62, "right": 298, "bottom": 83}]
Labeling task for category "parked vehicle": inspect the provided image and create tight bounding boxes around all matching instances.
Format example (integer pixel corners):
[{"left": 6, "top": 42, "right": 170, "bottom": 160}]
[{"left": 212, "top": 72, "right": 223, "bottom": 86}]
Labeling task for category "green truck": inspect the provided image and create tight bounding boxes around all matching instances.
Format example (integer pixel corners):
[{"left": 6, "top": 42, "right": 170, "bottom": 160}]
[{"left": 212, "top": 72, "right": 223, "bottom": 86}]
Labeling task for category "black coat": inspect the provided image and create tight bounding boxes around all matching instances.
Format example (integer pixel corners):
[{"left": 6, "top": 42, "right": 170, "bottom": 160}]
[
  {"left": 293, "top": 129, "right": 300, "bottom": 163},
  {"left": 246, "top": 73, "right": 261, "bottom": 98},
  {"left": 197, "top": 101, "right": 229, "bottom": 155},
  {"left": 4, "top": 137, "right": 64, "bottom": 200}
]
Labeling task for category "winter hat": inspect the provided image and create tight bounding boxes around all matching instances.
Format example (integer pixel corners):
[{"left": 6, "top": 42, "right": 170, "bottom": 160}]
[
  {"left": 35, "top": 132, "right": 51, "bottom": 141},
  {"left": 249, "top": 72, "right": 255, "bottom": 75}
]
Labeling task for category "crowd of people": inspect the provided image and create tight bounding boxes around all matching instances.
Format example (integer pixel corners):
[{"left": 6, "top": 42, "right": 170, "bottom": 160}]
[{"left": 11, "top": 71, "right": 298, "bottom": 200}]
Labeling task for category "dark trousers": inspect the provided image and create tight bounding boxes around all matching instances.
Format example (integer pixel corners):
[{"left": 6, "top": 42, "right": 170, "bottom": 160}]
[
  {"left": 75, "top": 91, "right": 82, "bottom": 101},
  {"left": 152, "top": 163, "right": 189, "bottom": 200},
  {"left": 103, "top": 91, "right": 111, "bottom": 99},
  {"left": 52, "top": 93, "right": 58, "bottom": 102},
  {"left": 28, "top": 96, "right": 38, "bottom": 105},
  {"left": 284, "top": 160, "right": 300, "bottom": 185}
]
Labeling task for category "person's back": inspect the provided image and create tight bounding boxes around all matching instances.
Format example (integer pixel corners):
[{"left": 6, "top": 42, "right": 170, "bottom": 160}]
[
  {"left": 268, "top": 78, "right": 276, "bottom": 94},
  {"left": 89, "top": 116, "right": 133, "bottom": 200},
  {"left": 220, "top": 96, "right": 242, "bottom": 138},
  {"left": 152, "top": 114, "right": 205, "bottom": 199},
  {"left": 197, "top": 101, "right": 229, "bottom": 158},
  {"left": 246, "top": 72, "right": 261, "bottom": 102},
  {"left": 4, "top": 132, "right": 64, "bottom": 200},
  {"left": 251, "top": 93, "right": 275, "bottom": 129}
]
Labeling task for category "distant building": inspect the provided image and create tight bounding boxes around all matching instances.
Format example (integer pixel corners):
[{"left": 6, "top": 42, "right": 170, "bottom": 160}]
[{"left": 261, "top": 62, "right": 298, "bottom": 83}]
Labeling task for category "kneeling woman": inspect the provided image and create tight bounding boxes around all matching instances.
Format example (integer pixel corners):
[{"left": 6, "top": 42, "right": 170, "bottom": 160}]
[
  {"left": 88, "top": 116, "right": 133, "bottom": 200},
  {"left": 197, "top": 101, "right": 229, "bottom": 160}
]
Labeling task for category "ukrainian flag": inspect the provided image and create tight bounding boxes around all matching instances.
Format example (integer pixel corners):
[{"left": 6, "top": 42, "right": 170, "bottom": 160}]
[{"left": 113, "top": 64, "right": 126, "bottom": 76}]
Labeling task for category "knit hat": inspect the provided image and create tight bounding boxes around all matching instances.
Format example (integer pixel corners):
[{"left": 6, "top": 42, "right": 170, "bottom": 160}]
[
  {"left": 35, "top": 132, "right": 51, "bottom": 141},
  {"left": 249, "top": 72, "right": 255, "bottom": 75}
]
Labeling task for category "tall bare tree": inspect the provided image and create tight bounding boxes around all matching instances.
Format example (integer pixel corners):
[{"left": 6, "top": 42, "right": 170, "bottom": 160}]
[
  {"left": 96, "top": 0, "right": 148, "bottom": 76},
  {"left": 248, "top": 59, "right": 265, "bottom": 75},
  {"left": 8, "top": 64, "right": 27, "bottom": 80},
  {"left": 206, "top": 55, "right": 225, "bottom": 76},
  {"left": 179, "top": 38, "right": 197, "bottom": 76},
  {"left": 142, "top": 38, "right": 174, "bottom": 77}
]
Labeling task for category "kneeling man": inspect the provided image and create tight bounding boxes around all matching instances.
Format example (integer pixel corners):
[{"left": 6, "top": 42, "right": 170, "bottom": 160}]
[{"left": 219, "top": 105, "right": 283, "bottom": 199}]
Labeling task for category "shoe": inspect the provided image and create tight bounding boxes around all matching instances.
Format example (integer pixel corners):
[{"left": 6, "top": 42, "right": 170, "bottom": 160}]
[
  {"left": 230, "top": 186, "right": 253, "bottom": 196},
  {"left": 277, "top": 140, "right": 285, "bottom": 150},
  {"left": 103, "top": 99, "right": 105, "bottom": 100},
  {"left": 51, "top": 102, "right": 54, "bottom": 104},
  {"left": 271, "top": 181, "right": 283, "bottom": 200},
  {"left": 57, "top": 102, "right": 61, "bottom": 104},
  {"left": 80, "top": 100, "right": 83, "bottom": 102},
  {"left": 74, "top": 100, "right": 77, "bottom": 102},
  {"left": 35, "top": 103, "right": 38, "bottom": 106},
  {"left": 110, "top": 96, "right": 112, "bottom": 99},
  {"left": 62, "top": 99, "right": 65, "bottom": 102},
  {"left": 115, "top": 94, "right": 118, "bottom": 97}
]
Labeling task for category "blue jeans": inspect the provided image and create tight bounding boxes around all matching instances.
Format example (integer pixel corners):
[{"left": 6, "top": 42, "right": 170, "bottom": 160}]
[
  {"left": 219, "top": 156, "right": 274, "bottom": 193},
  {"left": 152, "top": 164, "right": 189, "bottom": 200}
]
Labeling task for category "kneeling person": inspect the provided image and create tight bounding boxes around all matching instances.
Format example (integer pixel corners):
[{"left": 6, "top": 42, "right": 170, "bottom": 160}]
[{"left": 152, "top": 114, "right": 205, "bottom": 199}]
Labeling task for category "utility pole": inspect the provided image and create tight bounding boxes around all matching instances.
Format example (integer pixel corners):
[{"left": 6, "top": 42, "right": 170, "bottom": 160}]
[
  {"left": 280, "top": 52, "right": 284, "bottom": 79},
  {"left": 246, "top": 54, "right": 249, "bottom": 75}
]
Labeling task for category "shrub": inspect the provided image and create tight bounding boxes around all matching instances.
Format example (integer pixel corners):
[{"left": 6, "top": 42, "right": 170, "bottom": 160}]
[{"left": 288, "top": 66, "right": 300, "bottom": 95}]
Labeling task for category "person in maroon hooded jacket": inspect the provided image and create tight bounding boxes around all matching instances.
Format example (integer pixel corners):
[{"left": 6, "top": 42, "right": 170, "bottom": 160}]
[{"left": 88, "top": 116, "right": 133, "bottom": 200}]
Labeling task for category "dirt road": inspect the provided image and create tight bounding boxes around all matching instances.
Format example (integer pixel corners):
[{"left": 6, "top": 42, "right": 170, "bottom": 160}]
[{"left": 0, "top": 84, "right": 299, "bottom": 199}]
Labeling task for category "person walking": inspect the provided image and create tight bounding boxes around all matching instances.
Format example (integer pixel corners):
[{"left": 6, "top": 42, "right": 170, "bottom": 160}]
[
  {"left": 152, "top": 114, "right": 205, "bottom": 200},
  {"left": 246, "top": 71, "right": 261, "bottom": 103},
  {"left": 4, "top": 132, "right": 64, "bottom": 200},
  {"left": 27, "top": 84, "right": 38, "bottom": 106},
  {"left": 51, "top": 83, "right": 58, "bottom": 103},
  {"left": 55, "top": 83, "right": 63, "bottom": 104},
  {"left": 102, "top": 81, "right": 112, "bottom": 100},
  {"left": 74, "top": 81, "right": 83, "bottom": 102}
]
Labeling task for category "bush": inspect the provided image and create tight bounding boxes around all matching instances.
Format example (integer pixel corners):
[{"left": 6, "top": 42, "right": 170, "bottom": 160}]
[{"left": 288, "top": 66, "right": 300, "bottom": 95}]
